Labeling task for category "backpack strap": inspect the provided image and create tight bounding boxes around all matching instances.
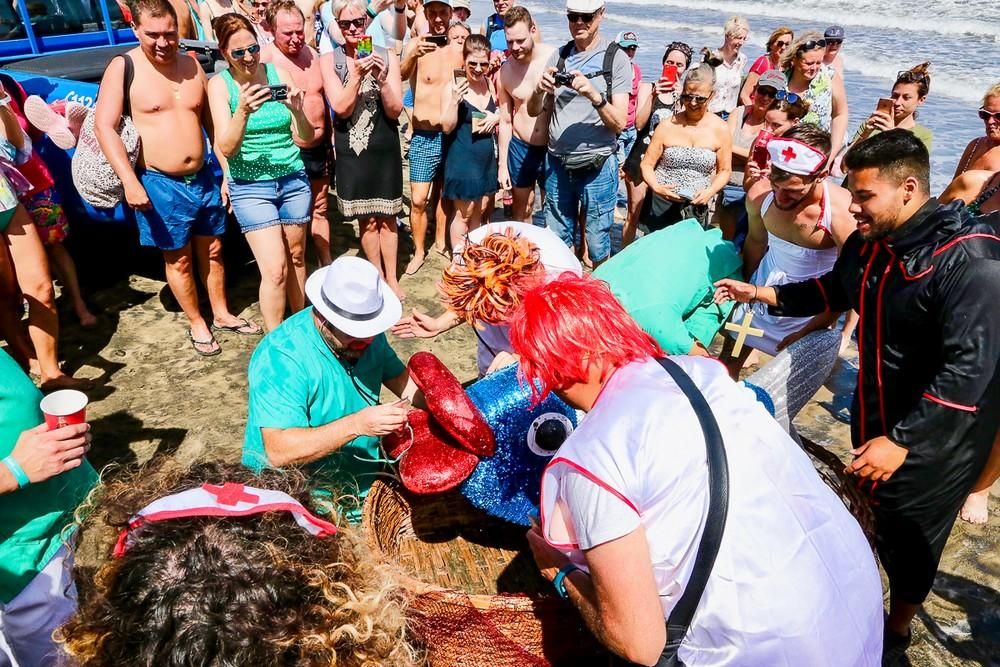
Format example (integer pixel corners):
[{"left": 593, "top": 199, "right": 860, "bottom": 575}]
[
  {"left": 556, "top": 40, "right": 573, "bottom": 73},
  {"left": 333, "top": 45, "right": 349, "bottom": 85},
  {"left": 121, "top": 54, "right": 135, "bottom": 118},
  {"left": 555, "top": 41, "right": 619, "bottom": 99}
]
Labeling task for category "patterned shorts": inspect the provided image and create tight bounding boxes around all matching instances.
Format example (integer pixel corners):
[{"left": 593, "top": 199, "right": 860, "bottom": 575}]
[{"left": 23, "top": 188, "right": 69, "bottom": 246}]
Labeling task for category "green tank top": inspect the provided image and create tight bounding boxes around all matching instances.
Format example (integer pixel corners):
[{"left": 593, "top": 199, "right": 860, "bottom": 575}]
[{"left": 221, "top": 63, "right": 304, "bottom": 181}]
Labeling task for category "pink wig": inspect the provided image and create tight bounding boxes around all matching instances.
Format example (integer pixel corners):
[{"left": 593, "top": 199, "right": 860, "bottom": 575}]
[{"left": 509, "top": 273, "right": 664, "bottom": 400}]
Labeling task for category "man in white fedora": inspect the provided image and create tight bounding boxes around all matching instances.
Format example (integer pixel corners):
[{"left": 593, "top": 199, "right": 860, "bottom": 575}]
[{"left": 242, "top": 256, "right": 413, "bottom": 522}]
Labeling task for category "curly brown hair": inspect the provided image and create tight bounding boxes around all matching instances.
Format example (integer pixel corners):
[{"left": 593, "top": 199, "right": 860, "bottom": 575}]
[{"left": 57, "top": 460, "right": 422, "bottom": 667}]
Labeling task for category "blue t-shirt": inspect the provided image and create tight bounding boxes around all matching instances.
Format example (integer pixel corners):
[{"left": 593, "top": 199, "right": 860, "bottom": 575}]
[
  {"left": 242, "top": 308, "right": 405, "bottom": 513},
  {"left": 483, "top": 13, "right": 507, "bottom": 51}
]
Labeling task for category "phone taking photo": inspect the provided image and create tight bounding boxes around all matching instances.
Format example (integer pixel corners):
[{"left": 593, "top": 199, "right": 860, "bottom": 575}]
[
  {"left": 266, "top": 84, "right": 288, "bottom": 101},
  {"left": 453, "top": 68, "right": 467, "bottom": 85},
  {"left": 875, "top": 97, "right": 895, "bottom": 127},
  {"left": 426, "top": 33, "right": 449, "bottom": 47},
  {"left": 660, "top": 63, "right": 679, "bottom": 86},
  {"left": 356, "top": 36, "right": 373, "bottom": 59}
]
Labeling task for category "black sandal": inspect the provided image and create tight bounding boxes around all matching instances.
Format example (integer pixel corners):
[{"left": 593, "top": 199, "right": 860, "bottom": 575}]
[{"left": 188, "top": 330, "right": 222, "bottom": 357}]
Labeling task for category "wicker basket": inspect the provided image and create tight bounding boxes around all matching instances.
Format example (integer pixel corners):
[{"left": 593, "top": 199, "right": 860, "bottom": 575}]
[
  {"left": 363, "top": 439, "right": 874, "bottom": 666},
  {"left": 361, "top": 480, "right": 610, "bottom": 666}
]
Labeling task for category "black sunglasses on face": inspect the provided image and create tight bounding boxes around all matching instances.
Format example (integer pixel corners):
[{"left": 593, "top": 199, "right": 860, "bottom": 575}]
[
  {"left": 230, "top": 43, "right": 261, "bottom": 59},
  {"left": 755, "top": 85, "right": 778, "bottom": 97},
  {"left": 337, "top": 17, "right": 367, "bottom": 30},
  {"left": 681, "top": 93, "right": 709, "bottom": 105},
  {"left": 774, "top": 40, "right": 791, "bottom": 48},
  {"left": 566, "top": 10, "right": 598, "bottom": 23},
  {"left": 796, "top": 39, "right": 827, "bottom": 54},
  {"left": 980, "top": 108, "right": 1000, "bottom": 122}
]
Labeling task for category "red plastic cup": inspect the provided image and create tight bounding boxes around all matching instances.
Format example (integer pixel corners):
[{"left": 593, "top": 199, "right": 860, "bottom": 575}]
[{"left": 40, "top": 390, "right": 89, "bottom": 430}]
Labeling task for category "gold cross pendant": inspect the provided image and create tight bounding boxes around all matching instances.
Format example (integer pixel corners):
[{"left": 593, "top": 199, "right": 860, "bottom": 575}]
[{"left": 724, "top": 311, "right": 764, "bottom": 357}]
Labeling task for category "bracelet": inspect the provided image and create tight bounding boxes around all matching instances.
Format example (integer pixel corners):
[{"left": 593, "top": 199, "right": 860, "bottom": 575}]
[
  {"left": 751, "top": 284, "right": 758, "bottom": 303},
  {"left": 393, "top": 3, "right": 405, "bottom": 12},
  {"left": 366, "top": 3, "right": 377, "bottom": 18},
  {"left": 2, "top": 455, "right": 30, "bottom": 489},
  {"left": 552, "top": 563, "right": 580, "bottom": 599}
]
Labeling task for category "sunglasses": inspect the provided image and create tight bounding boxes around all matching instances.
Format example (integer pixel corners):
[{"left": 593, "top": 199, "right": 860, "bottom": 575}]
[
  {"left": 250, "top": 0, "right": 268, "bottom": 7},
  {"left": 775, "top": 90, "right": 801, "bottom": 103},
  {"left": 796, "top": 39, "right": 827, "bottom": 53},
  {"left": 681, "top": 93, "right": 709, "bottom": 105},
  {"left": 566, "top": 10, "right": 598, "bottom": 23},
  {"left": 979, "top": 108, "right": 1000, "bottom": 122},
  {"left": 774, "top": 39, "right": 791, "bottom": 48},
  {"left": 755, "top": 85, "right": 778, "bottom": 97},
  {"left": 896, "top": 70, "right": 928, "bottom": 84},
  {"left": 337, "top": 17, "right": 367, "bottom": 30},
  {"left": 466, "top": 60, "right": 490, "bottom": 70},
  {"left": 230, "top": 43, "right": 260, "bottom": 59}
]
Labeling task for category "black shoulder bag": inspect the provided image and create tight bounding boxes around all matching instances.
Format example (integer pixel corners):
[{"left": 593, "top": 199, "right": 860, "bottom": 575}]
[{"left": 610, "top": 358, "right": 730, "bottom": 667}]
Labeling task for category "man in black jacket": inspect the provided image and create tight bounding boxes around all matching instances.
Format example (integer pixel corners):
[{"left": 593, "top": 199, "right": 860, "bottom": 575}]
[{"left": 714, "top": 129, "right": 1000, "bottom": 665}]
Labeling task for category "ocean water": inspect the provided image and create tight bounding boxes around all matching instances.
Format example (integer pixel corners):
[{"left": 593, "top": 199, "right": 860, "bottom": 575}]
[{"left": 470, "top": 0, "right": 998, "bottom": 193}]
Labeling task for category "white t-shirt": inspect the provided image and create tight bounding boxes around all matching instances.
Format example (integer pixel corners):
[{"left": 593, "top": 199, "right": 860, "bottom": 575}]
[{"left": 708, "top": 52, "right": 746, "bottom": 115}]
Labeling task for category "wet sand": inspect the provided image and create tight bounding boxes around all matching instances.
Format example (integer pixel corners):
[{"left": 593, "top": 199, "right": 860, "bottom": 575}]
[{"left": 48, "top": 194, "right": 999, "bottom": 665}]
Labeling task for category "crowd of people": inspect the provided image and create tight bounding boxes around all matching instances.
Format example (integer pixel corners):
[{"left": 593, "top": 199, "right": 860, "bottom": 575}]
[{"left": 2, "top": 0, "right": 1000, "bottom": 665}]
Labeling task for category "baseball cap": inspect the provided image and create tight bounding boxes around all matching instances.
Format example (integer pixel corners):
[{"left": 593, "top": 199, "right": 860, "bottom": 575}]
[
  {"left": 824, "top": 26, "right": 845, "bottom": 41},
  {"left": 757, "top": 70, "right": 787, "bottom": 92},
  {"left": 424, "top": 0, "right": 452, "bottom": 7},
  {"left": 616, "top": 31, "right": 639, "bottom": 48},
  {"left": 451, "top": 0, "right": 470, "bottom": 9},
  {"left": 566, "top": 0, "right": 605, "bottom": 12}
]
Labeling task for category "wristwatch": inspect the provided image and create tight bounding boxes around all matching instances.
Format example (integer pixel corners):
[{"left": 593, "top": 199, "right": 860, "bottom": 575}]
[
  {"left": 553, "top": 563, "right": 580, "bottom": 598},
  {"left": 592, "top": 93, "right": 608, "bottom": 110}
]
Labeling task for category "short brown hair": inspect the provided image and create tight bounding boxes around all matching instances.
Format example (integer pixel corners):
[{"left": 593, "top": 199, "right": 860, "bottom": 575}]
[
  {"left": 214, "top": 12, "right": 257, "bottom": 50},
  {"left": 265, "top": 0, "right": 303, "bottom": 29},
  {"left": 130, "top": 0, "right": 177, "bottom": 25},
  {"left": 503, "top": 5, "right": 533, "bottom": 30}
]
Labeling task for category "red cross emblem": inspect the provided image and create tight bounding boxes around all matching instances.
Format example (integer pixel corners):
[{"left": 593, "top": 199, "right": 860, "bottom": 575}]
[
  {"left": 202, "top": 482, "right": 261, "bottom": 506},
  {"left": 781, "top": 146, "right": 797, "bottom": 162}
]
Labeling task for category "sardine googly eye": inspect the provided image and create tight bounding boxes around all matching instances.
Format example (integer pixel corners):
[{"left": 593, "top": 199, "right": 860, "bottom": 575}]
[{"left": 527, "top": 413, "right": 573, "bottom": 457}]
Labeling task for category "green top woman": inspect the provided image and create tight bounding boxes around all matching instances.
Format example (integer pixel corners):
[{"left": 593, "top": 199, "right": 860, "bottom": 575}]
[{"left": 850, "top": 62, "right": 933, "bottom": 153}]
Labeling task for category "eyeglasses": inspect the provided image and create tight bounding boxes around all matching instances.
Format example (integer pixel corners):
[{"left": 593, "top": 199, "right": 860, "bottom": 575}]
[
  {"left": 250, "top": 1, "right": 268, "bottom": 7},
  {"left": 337, "top": 17, "right": 367, "bottom": 30},
  {"left": 680, "top": 93, "right": 709, "bottom": 105},
  {"left": 796, "top": 39, "right": 827, "bottom": 54},
  {"left": 896, "top": 70, "right": 928, "bottom": 84},
  {"left": 230, "top": 43, "right": 261, "bottom": 59},
  {"left": 566, "top": 10, "right": 598, "bottom": 23},
  {"left": 980, "top": 108, "right": 1000, "bottom": 122},
  {"left": 755, "top": 85, "right": 778, "bottom": 97},
  {"left": 774, "top": 90, "right": 801, "bottom": 103}
]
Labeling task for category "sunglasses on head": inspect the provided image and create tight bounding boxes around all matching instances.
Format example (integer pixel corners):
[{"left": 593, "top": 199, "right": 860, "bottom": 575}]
[
  {"left": 796, "top": 39, "right": 827, "bottom": 53},
  {"left": 979, "top": 108, "right": 1000, "bottom": 122},
  {"left": 896, "top": 70, "right": 928, "bottom": 84},
  {"left": 681, "top": 93, "right": 709, "bottom": 105},
  {"left": 337, "top": 17, "right": 367, "bottom": 30},
  {"left": 774, "top": 90, "right": 801, "bottom": 103},
  {"left": 230, "top": 43, "right": 260, "bottom": 59},
  {"left": 566, "top": 10, "right": 598, "bottom": 23}
]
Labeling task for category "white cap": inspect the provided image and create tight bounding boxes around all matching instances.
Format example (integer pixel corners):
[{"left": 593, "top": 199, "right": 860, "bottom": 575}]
[
  {"left": 566, "top": 0, "right": 604, "bottom": 12},
  {"left": 305, "top": 256, "right": 402, "bottom": 338}
]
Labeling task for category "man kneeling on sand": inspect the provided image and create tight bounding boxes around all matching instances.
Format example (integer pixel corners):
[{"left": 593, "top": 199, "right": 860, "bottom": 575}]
[{"left": 243, "top": 256, "right": 415, "bottom": 522}]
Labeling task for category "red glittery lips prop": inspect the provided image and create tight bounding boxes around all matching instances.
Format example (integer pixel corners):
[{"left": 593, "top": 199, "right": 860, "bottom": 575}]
[
  {"left": 387, "top": 408, "right": 479, "bottom": 494},
  {"left": 407, "top": 351, "right": 496, "bottom": 457}
]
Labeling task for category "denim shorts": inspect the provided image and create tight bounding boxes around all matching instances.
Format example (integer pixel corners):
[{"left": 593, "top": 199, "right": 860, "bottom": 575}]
[
  {"left": 616, "top": 126, "right": 637, "bottom": 165},
  {"left": 135, "top": 164, "right": 226, "bottom": 251},
  {"left": 229, "top": 170, "right": 311, "bottom": 233},
  {"left": 409, "top": 130, "right": 444, "bottom": 184},
  {"left": 720, "top": 183, "right": 746, "bottom": 208},
  {"left": 544, "top": 151, "right": 618, "bottom": 263},
  {"left": 507, "top": 135, "right": 547, "bottom": 189}
]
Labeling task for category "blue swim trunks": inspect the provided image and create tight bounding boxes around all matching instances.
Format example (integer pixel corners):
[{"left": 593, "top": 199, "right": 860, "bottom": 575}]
[
  {"left": 507, "top": 135, "right": 547, "bottom": 189},
  {"left": 409, "top": 129, "right": 445, "bottom": 184},
  {"left": 134, "top": 163, "right": 226, "bottom": 251}
]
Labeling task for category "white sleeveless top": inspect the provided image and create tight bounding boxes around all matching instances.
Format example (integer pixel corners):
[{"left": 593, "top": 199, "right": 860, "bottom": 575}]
[
  {"left": 540, "top": 357, "right": 882, "bottom": 666},
  {"left": 729, "top": 181, "right": 839, "bottom": 355}
]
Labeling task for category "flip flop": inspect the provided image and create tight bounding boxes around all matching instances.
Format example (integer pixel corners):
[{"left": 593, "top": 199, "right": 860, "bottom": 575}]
[
  {"left": 403, "top": 254, "right": 425, "bottom": 276},
  {"left": 188, "top": 330, "right": 222, "bottom": 356},
  {"left": 23, "top": 96, "right": 76, "bottom": 150},
  {"left": 211, "top": 318, "right": 263, "bottom": 336}
]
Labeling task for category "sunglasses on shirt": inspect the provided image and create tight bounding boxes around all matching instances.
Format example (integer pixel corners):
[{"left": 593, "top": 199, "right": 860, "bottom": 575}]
[
  {"left": 337, "top": 17, "right": 367, "bottom": 30},
  {"left": 980, "top": 108, "right": 1000, "bottom": 122},
  {"left": 566, "top": 10, "right": 599, "bottom": 23},
  {"left": 230, "top": 43, "right": 261, "bottom": 59}
]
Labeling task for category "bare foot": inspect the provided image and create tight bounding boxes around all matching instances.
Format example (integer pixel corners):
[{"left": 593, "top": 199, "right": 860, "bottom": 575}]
[
  {"left": 960, "top": 489, "right": 990, "bottom": 525},
  {"left": 40, "top": 374, "right": 95, "bottom": 392},
  {"left": 76, "top": 306, "right": 99, "bottom": 329},
  {"left": 431, "top": 243, "right": 449, "bottom": 259},
  {"left": 404, "top": 252, "right": 426, "bottom": 276}
]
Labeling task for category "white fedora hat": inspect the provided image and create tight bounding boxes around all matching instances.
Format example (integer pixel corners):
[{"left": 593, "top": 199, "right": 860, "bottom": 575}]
[{"left": 305, "top": 256, "right": 402, "bottom": 339}]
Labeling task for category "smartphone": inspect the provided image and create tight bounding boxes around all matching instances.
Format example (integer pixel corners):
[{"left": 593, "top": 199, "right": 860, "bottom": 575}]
[
  {"left": 471, "top": 111, "right": 487, "bottom": 121},
  {"left": 453, "top": 68, "right": 467, "bottom": 85},
  {"left": 752, "top": 130, "right": 773, "bottom": 169},
  {"left": 875, "top": 97, "right": 894, "bottom": 127},
  {"left": 660, "top": 63, "right": 679, "bottom": 86},
  {"left": 426, "top": 33, "right": 449, "bottom": 46},
  {"left": 266, "top": 84, "right": 288, "bottom": 101},
  {"left": 356, "top": 35, "right": 373, "bottom": 59},
  {"left": 675, "top": 186, "right": 697, "bottom": 201}
]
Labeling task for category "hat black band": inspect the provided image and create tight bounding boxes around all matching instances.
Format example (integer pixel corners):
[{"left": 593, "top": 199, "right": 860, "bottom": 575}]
[{"left": 321, "top": 290, "right": 383, "bottom": 321}]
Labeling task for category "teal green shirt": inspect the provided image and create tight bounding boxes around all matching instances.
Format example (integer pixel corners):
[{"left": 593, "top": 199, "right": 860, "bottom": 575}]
[
  {"left": 0, "top": 350, "right": 97, "bottom": 603},
  {"left": 242, "top": 309, "right": 406, "bottom": 518},
  {"left": 222, "top": 63, "right": 304, "bottom": 181},
  {"left": 595, "top": 219, "right": 743, "bottom": 354}
]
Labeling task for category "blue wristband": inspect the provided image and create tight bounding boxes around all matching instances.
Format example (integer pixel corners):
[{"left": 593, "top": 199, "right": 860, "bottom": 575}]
[
  {"left": 552, "top": 563, "right": 580, "bottom": 599},
  {"left": 366, "top": 4, "right": 377, "bottom": 18},
  {"left": 2, "top": 456, "right": 30, "bottom": 489}
]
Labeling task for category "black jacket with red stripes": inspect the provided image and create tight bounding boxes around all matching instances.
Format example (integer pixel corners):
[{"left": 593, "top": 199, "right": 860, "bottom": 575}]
[{"left": 771, "top": 199, "right": 1000, "bottom": 495}]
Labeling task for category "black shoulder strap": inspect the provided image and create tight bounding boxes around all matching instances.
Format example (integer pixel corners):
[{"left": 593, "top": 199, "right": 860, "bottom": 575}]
[
  {"left": 556, "top": 40, "right": 574, "bottom": 72},
  {"left": 121, "top": 54, "right": 135, "bottom": 118},
  {"left": 601, "top": 41, "right": 621, "bottom": 99},
  {"left": 333, "top": 45, "right": 348, "bottom": 84},
  {"left": 653, "top": 358, "right": 730, "bottom": 666}
]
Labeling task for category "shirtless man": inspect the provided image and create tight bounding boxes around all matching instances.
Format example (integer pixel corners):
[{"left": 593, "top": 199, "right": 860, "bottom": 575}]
[
  {"left": 96, "top": 0, "right": 259, "bottom": 356},
  {"left": 238, "top": 0, "right": 274, "bottom": 45},
  {"left": 721, "top": 124, "right": 854, "bottom": 377},
  {"left": 497, "top": 6, "right": 552, "bottom": 222},
  {"left": 399, "top": 0, "right": 462, "bottom": 274},
  {"left": 263, "top": 0, "right": 333, "bottom": 266}
]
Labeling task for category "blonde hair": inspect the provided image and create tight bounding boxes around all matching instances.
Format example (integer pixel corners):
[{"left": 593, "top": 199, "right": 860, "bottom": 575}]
[
  {"left": 984, "top": 82, "right": 1000, "bottom": 106},
  {"left": 723, "top": 15, "right": 749, "bottom": 38},
  {"left": 780, "top": 30, "right": 824, "bottom": 71}
]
